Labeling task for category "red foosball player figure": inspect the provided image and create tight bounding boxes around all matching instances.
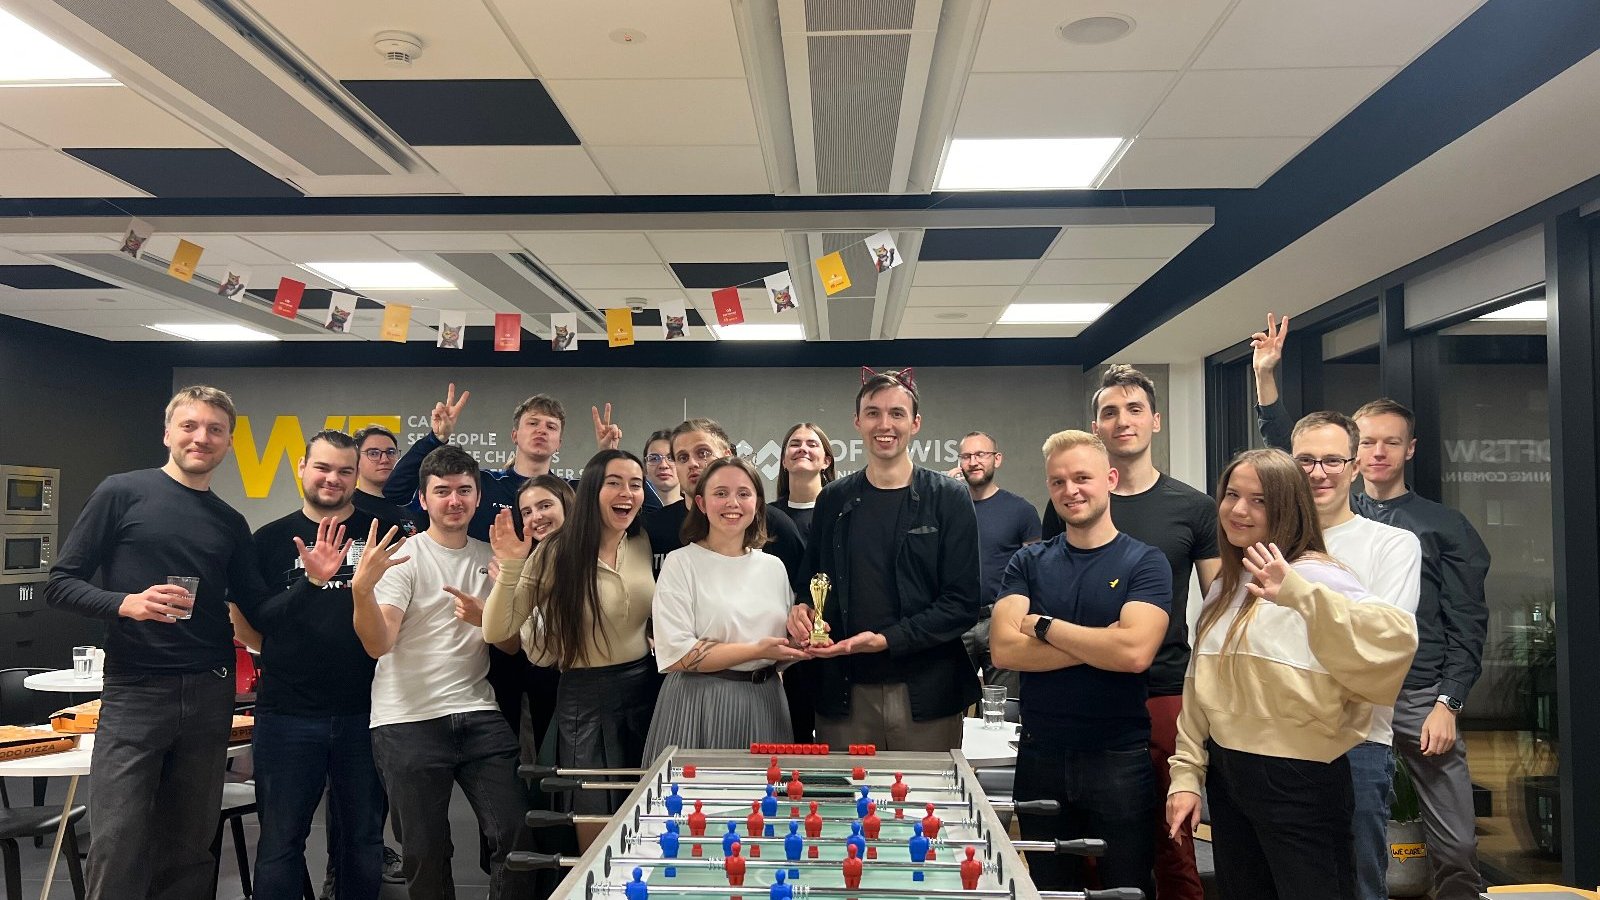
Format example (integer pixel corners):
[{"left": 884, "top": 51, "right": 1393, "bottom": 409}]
[
  {"left": 726, "top": 841, "right": 747, "bottom": 887},
  {"left": 862, "top": 800, "right": 882, "bottom": 840},
  {"left": 960, "top": 846, "right": 982, "bottom": 890},
  {"left": 688, "top": 799, "right": 708, "bottom": 836},
  {"left": 921, "top": 803, "right": 943, "bottom": 859},
  {"left": 786, "top": 770, "right": 804, "bottom": 800},
  {"left": 842, "top": 843, "right": 863, "bottom": 890},
  {"left": 747, "top": 801, "right": 765, "bottom": 839},
  {"left": 804, "top": 801, "right": 823, "bottom": 839},
  {"left": 766, "top": 756, "right": 782, "bottom": 785},
  {"left": 890, "top": 772, "right": 909, "bottom": 803}
]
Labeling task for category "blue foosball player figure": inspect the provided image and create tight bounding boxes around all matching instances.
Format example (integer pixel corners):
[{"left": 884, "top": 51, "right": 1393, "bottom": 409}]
[
  {"left": 659, "top": 820, "right": 680, "bottom": 878},
  {"left": 785, "top": 820, "right": 803, "bottom": 879},
  {"left": 723, "top": 821, "right": 742, "bottom": 857},
  {"left": 857, "top": 786, "right": 872, "bottom": 818},
  {"left": 626, "top": 867, "right": 649, "bottom": 900},
  {"left": 909, "top": 822, "right": 930, "bottom": 882},
  {"left": 761, "top": 785, "right": 778, "bottom": 835},
  {"left": 769, "top": 869, "right": 791, "bottom": 900},
  {"left": 846, "top": 821, "right": 867, "bottom": 861},
  {"left": 665, "top": 784, "right": 684, "bottom": 816}
]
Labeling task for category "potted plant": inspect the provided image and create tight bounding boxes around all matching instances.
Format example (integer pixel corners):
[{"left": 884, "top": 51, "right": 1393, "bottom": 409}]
[
  {"left": 1387, "top": 758, "right": 1431, "bottom": 897},
  {"left": 1497, "top": 593, "right": 1561, "bottom": 858}
]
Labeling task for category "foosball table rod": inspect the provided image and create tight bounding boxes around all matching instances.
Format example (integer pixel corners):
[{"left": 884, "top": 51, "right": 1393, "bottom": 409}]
[
  {"left": 615, "top": 832, "right": 1107, "bottom": 858},
  {"left": 520, "top": 764, "right": 960, "bottom": 784}
]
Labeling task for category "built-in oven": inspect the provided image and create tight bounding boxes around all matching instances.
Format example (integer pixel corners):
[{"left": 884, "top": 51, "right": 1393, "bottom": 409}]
[
  {"left": 0, "top": 525, "right": 55, "bottom": 583},
  {"left": 0, "top": 466, "right": 59, "bottom": 523}
]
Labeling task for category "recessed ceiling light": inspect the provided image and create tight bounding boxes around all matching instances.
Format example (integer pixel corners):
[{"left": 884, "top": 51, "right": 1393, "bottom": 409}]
[
  {"left": 997, "top": 302, "right": 1110, "bottom": 325},
  {"left": 1058, "top": 15, "right": 1135, "bottom": 45},
  {"left": 936, "top": 138, "right": 1124, "bottom": 191},
  {"left": 1479, "top": 299, "right": 1547, "bottom": 321},
  {"left": 301, "top": 261, "right": 455, "bottom": 291},
  {"left": 934, "top": 312, "right": 968, "bottom": 320},
  {"left": 145, "top": 323, "right": 281, "bottom": 342},
  {"left": 0, "top": 9, "right": 115, "bottom": 84},
  {"left": 710, "top": 323, "right": 806, "bottom": 342}
]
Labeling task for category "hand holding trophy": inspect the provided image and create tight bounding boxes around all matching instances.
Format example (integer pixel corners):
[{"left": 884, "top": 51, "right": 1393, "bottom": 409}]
[{"left": 808, "top": 573, "right": 833, "bottom": 646}]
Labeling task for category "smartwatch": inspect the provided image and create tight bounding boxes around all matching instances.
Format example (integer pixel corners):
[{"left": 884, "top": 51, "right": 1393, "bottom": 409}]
[
  {"left": 1034, "top": 615, "right": 1055, "bottom": 641},
  {"left": 1437, "top": 694, "right": 1463, "bottom": 713}
]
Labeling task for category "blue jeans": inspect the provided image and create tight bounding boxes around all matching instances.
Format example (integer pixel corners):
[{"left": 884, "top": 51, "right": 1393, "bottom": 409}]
[
  {"left": 371, "top": 711, "right": 531, "bottom": 900},
  {"left": 1348, "top": 740, "right": 1397, "bottom": 900},
  {"left": 1013, "top": 736, "right": 1158, "bottom": 899},
  {"left": 253, "top": 712, "right": 385, "bottom": 900}
]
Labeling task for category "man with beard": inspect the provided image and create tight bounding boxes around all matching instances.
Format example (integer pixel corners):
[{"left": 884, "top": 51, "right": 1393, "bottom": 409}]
[
  {"left": 353, "top": 424, "right": 417, "bottom": 535},
  {"left": 990, "top": 430, "right": 1170, "bottom": 900},
  {"left": 954, "top": 431, "right": 1040, "bottom": 697},
  {"left": 236, "top": 430, "right": 394, "bottom": 900},
  {"left": 45, "top": 386, "right": 343, "bottom": 900}
]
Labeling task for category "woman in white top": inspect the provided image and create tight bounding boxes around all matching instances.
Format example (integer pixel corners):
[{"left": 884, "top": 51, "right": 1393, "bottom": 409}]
[{"left": 643, "top": 457, "right": 808, "bottom": 760}]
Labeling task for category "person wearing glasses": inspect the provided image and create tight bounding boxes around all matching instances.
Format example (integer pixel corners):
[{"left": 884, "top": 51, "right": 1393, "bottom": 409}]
[
  {"left": 954, "top": 431, "right": 1040, "bottom": 698},
  {"left": 353, "top": 424, "right": 417, "bottom": 536},
  {"left": 642, "top": 428, "right": 682, "bottom": 510}
]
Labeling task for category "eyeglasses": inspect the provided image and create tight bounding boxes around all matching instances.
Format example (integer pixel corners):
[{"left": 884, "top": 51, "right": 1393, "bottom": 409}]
[
  {"left": 644, "top": 454, "right": 670, "bottom": 465},
  {"left": 957, "top": 451, "right": 997, "bottom": 462},
  {"left": 675, "top": 448, "right": 720, "bottom": 465},
  {"left": 361, "top": 448, "right": 398, "bottom": 461},
  {"left": 1294, "top": 455, "right": 1354, "bottom": 474}
]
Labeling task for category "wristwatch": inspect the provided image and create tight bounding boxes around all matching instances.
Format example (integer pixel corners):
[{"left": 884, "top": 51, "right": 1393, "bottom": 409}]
[
  {"left": 1437, "top": 694, "right": 1463, "bottom": 713},
  {"left": 1034, "top": 615, "right": 1055, "bottom": 641}
]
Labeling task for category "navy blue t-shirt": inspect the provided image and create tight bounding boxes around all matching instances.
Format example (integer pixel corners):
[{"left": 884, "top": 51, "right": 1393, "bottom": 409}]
[
  {"left": 972, "top": 488, "right": 1041, "bottom": 606},
  {"left": 999, "top": 532, "right": 1172, "bottom": 750}
]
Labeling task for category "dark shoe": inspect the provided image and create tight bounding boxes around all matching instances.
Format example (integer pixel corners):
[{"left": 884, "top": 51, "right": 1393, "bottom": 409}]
[
  {"left": 318, "top": 870, "right": 335, "bottom": 900},
  {"left": 383, "top": 845, "right": 405, "bottom": 884}
]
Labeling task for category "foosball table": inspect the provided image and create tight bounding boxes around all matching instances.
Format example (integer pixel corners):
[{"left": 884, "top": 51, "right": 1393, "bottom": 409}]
[{"left": 511, "top": 746, "right": 1142, "bottom": 900}]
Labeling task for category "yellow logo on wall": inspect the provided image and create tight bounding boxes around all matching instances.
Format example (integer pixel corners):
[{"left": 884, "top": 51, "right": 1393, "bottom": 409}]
[{"left": 234, "top": 414, "right": 402, "bottom": 498}]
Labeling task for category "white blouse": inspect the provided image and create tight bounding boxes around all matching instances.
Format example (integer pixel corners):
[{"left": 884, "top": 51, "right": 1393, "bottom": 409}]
[{"left": 651, "top": 542, "right": 793, "bottom": 673}]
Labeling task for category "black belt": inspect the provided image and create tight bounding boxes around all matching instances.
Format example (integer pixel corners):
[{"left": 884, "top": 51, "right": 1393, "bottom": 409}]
[{"left": 695, "top": 666, "right": 777, "bottom": 684}]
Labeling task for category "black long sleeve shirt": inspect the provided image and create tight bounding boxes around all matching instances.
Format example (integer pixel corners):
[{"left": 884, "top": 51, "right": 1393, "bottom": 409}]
[
  {"left": 1257, "top": 399, "right": 1491, "bottom": 698},
  {"left": 44, "top": 468, "right": 308, "bottom": 676}
]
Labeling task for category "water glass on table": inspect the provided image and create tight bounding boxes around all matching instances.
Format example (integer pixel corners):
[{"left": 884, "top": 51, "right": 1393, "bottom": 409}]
[
  {"left": 166, "top": 575, "right": 200, "bottom": 620},
  {"left": 73, "top": 645, "right": 95, "bottom": 679},
  {"left": 981, "top": 684, "right": 1007, "bottom": 730}
]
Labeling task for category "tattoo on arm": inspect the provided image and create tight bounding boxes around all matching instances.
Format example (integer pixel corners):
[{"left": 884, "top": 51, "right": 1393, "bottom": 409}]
[{"left": 681, "top": 639, "right": 721, "bottom": 672}]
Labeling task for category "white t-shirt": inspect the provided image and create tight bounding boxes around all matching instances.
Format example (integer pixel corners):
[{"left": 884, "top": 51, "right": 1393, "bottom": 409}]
[
  {"left": 652, "top": 543, "right": 792, "bottom": 673},
  {"left": 1324, "top": 514, "right": 1422, "bottom": 745},
  {"left": 369, "top": 532, "right": 498, "bottom": 728}
]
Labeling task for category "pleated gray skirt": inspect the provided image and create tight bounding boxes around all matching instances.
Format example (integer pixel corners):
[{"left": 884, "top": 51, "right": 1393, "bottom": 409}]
[{"left": 642, "top": 670, "right": 793, "bottom": 762}]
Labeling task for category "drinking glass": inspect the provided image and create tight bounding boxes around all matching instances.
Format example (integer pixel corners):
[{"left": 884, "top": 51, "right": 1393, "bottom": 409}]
[
  {"left": 167, "top": 576, "right": 200, "bottom": 620},
  {"left": 73, "top": 645, "right": 94, "bottom": 679},
  {"left": 981, "top": 684, "right": 1007, "bottom": 730}
]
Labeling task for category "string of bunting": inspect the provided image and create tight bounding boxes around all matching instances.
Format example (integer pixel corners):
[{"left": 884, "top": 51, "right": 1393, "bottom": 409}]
[{"left": 118, "top": 216, "right": 905, "bottom": 350}]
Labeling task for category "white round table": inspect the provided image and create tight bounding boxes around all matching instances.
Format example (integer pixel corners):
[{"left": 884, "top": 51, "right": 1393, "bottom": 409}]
[
  {"left": 22, "top": 670, "right": 103, "bottom": 693},
  {"left": 960, "top": 717, "right": 1019, "bottom": 767}
]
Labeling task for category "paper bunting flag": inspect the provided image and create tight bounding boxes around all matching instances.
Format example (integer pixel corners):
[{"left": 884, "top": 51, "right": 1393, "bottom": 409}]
[
  {"left": 494, "top": 313, "right": 522, "bottom": 352},
  {"left": 436, "top": 311, "right": 466, "bottom": 349},
  {"left": 660, "top": 300, "right": 689, "bottom": 340},
  {"left": 712, "top": 287, "right": 745, "bottom": 326},
  {"left": 379, "top": 304, "right": 411, "bottom": 343},
  {"left": 119, "top": 218, "right": 153, "bottom": 259},
  {"left": 323, "top": 291, "right": 357, "bottom": 333},
  {"left": 816, "top": 251, "right": 851, "bottom": 296},
  {"left": 550, "top": 313, "right": 578, "bottom": 351},
  {"left": 167, "top": 239, "right": 203, "bottom": 282},
  {"left": 607, "top": 307, "right": 635, "bottom": 348},
  {"left": 217, "top": 267, "right": 249, "bottom": 300},
  {"left": 764, "top": 270, "right": 797, "bottom": 314},
  {"left": 272, "top": 277, "right": 305, "bottom": 319},
  {"left": 864, "top": 231, "right": 901, "bottom": 273}
]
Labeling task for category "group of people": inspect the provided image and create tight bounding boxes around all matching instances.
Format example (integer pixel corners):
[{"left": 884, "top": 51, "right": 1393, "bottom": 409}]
[{"left": 42, "top": 321, "right": 1491, "bottom": 900}]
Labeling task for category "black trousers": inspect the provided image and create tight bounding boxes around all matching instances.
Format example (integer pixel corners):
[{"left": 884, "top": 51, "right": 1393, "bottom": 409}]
[
  {"left": 1013, "top": 737, "right": 1158, "bottom": 898},
  {"left": 1207, "top": 741, "right": 1356, "bottom": 900}
]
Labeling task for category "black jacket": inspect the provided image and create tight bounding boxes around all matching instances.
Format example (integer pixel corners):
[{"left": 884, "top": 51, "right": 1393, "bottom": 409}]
[{"left": 800, "top": 466, "right": 981, "bottom": 721}]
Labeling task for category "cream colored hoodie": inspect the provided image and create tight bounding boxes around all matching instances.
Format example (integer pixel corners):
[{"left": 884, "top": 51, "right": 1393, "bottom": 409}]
[{"left": 1168, "top": 558, "right": 1418, "bottom": 797}]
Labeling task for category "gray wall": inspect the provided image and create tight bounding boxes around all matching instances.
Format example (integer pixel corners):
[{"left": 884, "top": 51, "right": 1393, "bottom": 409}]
[{"left": 176, "top": 364, "right": 1170, "bottom": 529}]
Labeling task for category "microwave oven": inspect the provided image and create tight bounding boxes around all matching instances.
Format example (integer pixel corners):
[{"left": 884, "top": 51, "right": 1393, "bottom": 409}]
[
  {"left": 0, "top": 524, "right": 55, "bottom": 584},
  {"left": 0, "top": 466, "right": 59, "bottom": 524}
]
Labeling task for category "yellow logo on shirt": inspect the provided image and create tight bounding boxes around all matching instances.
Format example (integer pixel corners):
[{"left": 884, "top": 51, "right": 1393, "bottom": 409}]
[{"left": 1109, "top": 578, "right": 1120, "bottom": 588}]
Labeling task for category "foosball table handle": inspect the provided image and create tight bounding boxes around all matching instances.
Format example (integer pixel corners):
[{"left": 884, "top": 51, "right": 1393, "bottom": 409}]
[
  {"left": 1004, "top": 799, "right": 1061, "bottom": 815},
  {"left": 519, "top": 764, "right": 559, "bottom": 780},
  {"left": 525, "top": 809, "right": 575, "bottom": 829},
  {"left": 541, "top": 776, "right": 583, "bottom": 793},
  {"left": 1081, "top": 890, "right": 1144, "bottom": 900},
  {"left": 504, "top": 852, "right": 573, "bottom": 871},
  {"left": 1052, "top": 838, "right": 1106, "bottom": 857}
]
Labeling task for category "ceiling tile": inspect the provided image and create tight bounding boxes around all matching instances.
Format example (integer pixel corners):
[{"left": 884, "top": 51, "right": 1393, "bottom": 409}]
[
  {"left": 646, "top": 231, "right": 787, "bottom": 263},
  {"left": 345, "top": 80, "right": 578, "bottom": 146},
  {"left": 495, "top": 1, "right": 747, "bottom": 80},
  {"left": 376, "top": 233, "right": 525, "bottom": 253},
  {"left": 247, "top": 234, "right": 405, "bottom": 263},
  {"left": 516, "top": 232, "right": 661, "bottom": 264},
  {"left": 954, "top": 72, "right": 1174, "bottom": 138},
  {"left": 1104, "top": 136, "right": 1309, "bottom": 188},
  {"left": 64, "top": 148, "right": 297, "bottom": 197},
  {"left": 1032, "top": 258, "right": 1169, "bottom": 284},
  {"left": 911, "top": 261, "right": 1039, "bottom": 286},
  {"left": 576, "top": 288, "right": 690, "bottom": 309},
  {"left": 589, "top": 145, "right": 770, "bottom": 194},
  {"left": 0, "top": 246, "right": 39, "bottom": 265},
  {"left": 0, "top": 288, "right": 166, "bottom": 312},
  {"left": 143, "top": 235, "right": 287, "bottom": 266},
  {"left": 1015, "top": 284, "right": 1139, "bottom": 302},
  {"left": 669, "top": 262, "right": 786, "bottom": 289},
  {"left": 549, "top": 264, "right": 680, "bottom": 290},
  {"left": 243, "top": 265, "right": 341, "bottom": 290},
  {"left": 922, "top": 228, "right": 1060, "bottom": 261},
  {"left": 1142, "top": 67, "right": 1397, "bottom": 139},
  {"left": 0, "top": 150, "right": 146, "bottom": 197},
  {"left": 906, "top": 286, "right": 1019, "bottom": 307},
  {"left": 0, "top": 124, "right": 38, "bottom": 149},
  {"left": 900, "top": 305, "right": 1000, "bottom": 325},
  {"left": 1194, "top": 0, "right": 1483, "bottom": 70},
  {"left": 0, "top": 234, "right": 121, "bottom": 253},
  {"left": 896, "top": 322, "right": 990, "bottom": 339},
  {"left": 248, "top": 0, "right": 534, "bottom": 80},
  {"left": 26, "top": 307, "right": 230, "bottom": 328},
  {"left": 550, "top": 79, "right": 758, "bottom": 146},
  {"left": 985, "top": 322, "right": 1089, "bottom": 338},
  {"left": 1048, "top": 225, "right": 1209, "bottom": 259},
  {"left": 971, "top": 0, "right": 1233, "bottom": 73},
  {"left": 0, "top": 86, "right": 214, "bottom": 149},
  {"left": 417, "top": 145, "right": 613, "bottom": 194},
  {"left": 0, "top": 265, "right": 114, "bottom": 290}
]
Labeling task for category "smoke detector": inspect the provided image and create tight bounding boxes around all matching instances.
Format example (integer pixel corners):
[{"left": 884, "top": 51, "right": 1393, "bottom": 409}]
[
  {"left": 624, "top": 297, "right": 650, "bottom": 313},
  {"left": 374, "top": 31, "right": 424, "bottom": 68}
]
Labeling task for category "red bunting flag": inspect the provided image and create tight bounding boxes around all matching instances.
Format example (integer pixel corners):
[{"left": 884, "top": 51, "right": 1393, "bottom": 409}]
[
  {"left": 494, "top": 313, "right": 522, "bottom": 352},
  {"left": 712, "top": 287, "right": 744, "bottom": 326},
  {"left": 272, "top": 277, "right": 305, "bottom": 319}
]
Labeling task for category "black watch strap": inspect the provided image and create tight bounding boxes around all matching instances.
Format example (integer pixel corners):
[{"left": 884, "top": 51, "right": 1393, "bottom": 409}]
[{"left": 1034, "top": 615, "right": 1055, "bottom": 641}]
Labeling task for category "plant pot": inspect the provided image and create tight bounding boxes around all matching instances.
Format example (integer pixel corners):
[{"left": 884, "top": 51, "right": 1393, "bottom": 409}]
[{"left": 1386, "top": 819, "right": 1431, "bottom": 898}]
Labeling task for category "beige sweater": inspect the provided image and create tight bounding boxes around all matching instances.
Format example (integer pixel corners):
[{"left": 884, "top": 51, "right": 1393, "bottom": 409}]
[
  {"left": 481, "top": 531, "right": 655, "bottom": 669},
  {"left": 1168, "top": 560, "right": 1417, "bottom": 797}
]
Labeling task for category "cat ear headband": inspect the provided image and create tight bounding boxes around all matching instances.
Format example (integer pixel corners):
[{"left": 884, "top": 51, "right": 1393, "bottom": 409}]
[{"left": 860, "top": 366, "right": 915, "bottom": 391}]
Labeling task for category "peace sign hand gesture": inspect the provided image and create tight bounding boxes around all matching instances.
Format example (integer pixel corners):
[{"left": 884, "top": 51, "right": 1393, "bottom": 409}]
[
  {"left": 592, "top": 403, "right": 622, "bottom": 450},
  {"left": 489, "top": 508, "right": 533, "bottom": 562},
  {"left": 1250, "top": 313, "right": 1289, "bottom": 374},
  {"left": 1241, "top": 542, "right": 1290, "bottom": 602},
  {"left": 431, "top": 382, "right": 471, "bottom": 441}
]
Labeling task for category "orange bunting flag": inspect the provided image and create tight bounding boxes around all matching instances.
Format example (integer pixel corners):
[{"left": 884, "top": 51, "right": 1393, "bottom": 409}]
[
  {"left": 272, "top": 278, "right": 305, "bottom": 319},
  {"left": 712, "top": 287, "right": 745, "bottom": 325},
  {"left": 815, "top": 251, "right": 851, "bottom": 296},
  {"left": 606, "top": 307, "right": 635, "bottom": 347},
  {"left": 167, "top": 239, "right": 203, "bottom": 282},
  {"left": 379, "top": 304, "right": 411, "bottom": 342},
  {"left": 494, "top": 313, "right": 522, "bottom": 351}
]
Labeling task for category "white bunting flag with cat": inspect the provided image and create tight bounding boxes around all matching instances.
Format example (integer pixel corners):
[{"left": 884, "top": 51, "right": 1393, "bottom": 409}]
[
  {"left": 660, "top": 300, "right": 689, "bottom": 340},
  {"left": 436, "top": 310, "right": 466, "bottom": 349},
  {"left": 323, "top": 291, "right": 357, "bottom": 333},
  {"left": 550, "top": 312, "right": 578, "bottom": 351},
  {"left": 764, "top": 270, "right": 797, "bottom": 314},
  {"left": 864, "top": 231, "right": 902, "bottom": 273}
]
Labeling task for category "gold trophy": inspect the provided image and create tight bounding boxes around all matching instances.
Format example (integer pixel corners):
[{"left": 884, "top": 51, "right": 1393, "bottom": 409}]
[{"left": 808, "top": 573, "right": 832, "bottom": 645}]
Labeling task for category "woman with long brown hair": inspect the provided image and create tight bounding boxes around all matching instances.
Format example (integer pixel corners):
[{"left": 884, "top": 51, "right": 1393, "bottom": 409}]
[
  {"left": 771, "top": 422, "right": 836, "bottom": 540},
  {"left": 1166, "top": 448, "right": 1416, "bottom": 899}
]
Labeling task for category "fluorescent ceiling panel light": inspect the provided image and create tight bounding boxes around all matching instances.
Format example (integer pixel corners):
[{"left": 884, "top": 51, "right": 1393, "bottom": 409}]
[
  {"left": 1479, "top": 299, "right": 1547, "bottom": 321},
  {"left": 0, "top": 9, "right": 114, "bottom": 84},
  {"left": 997, "top": 302, "right": 1111, "bottom": 325},
  {"left": 145, "top": 323, "right": 280, "bottom": 342},
  {"left": 936, "top": 138, "right": 1124, "bottom": 191},
  {"left": 302, "top": 261, "right": 455, "bottom": 291},
  {"left": 710, "top": 323, "right": 806, "bottom": 341}
]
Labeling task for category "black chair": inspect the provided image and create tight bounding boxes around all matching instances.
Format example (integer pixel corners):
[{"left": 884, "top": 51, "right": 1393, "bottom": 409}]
[
  {"left": 0, "top": 804, "right": 86, "bottom": 900},
  {"left": 0, "top": 668, "right": 62, "bottom": 845},
  {"left": 211, "top": 782, "right": 258, "bottom": 898}
]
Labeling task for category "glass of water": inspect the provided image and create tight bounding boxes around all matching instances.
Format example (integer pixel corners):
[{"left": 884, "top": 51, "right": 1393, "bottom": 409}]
[
  {"left": 167, "top": 576, "right": 200, "bottom": 620},
  {"left": 981, "top": 684, "right": 1007, "bottom": 730},
  {"left": 73, "top": 645, "right": 94, "bottom": 679}
]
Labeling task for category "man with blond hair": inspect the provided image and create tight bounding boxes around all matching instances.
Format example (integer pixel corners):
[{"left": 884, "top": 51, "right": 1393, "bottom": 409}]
[{"left": 991, "top": 430, "right": 1171, "bottom": 899}]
